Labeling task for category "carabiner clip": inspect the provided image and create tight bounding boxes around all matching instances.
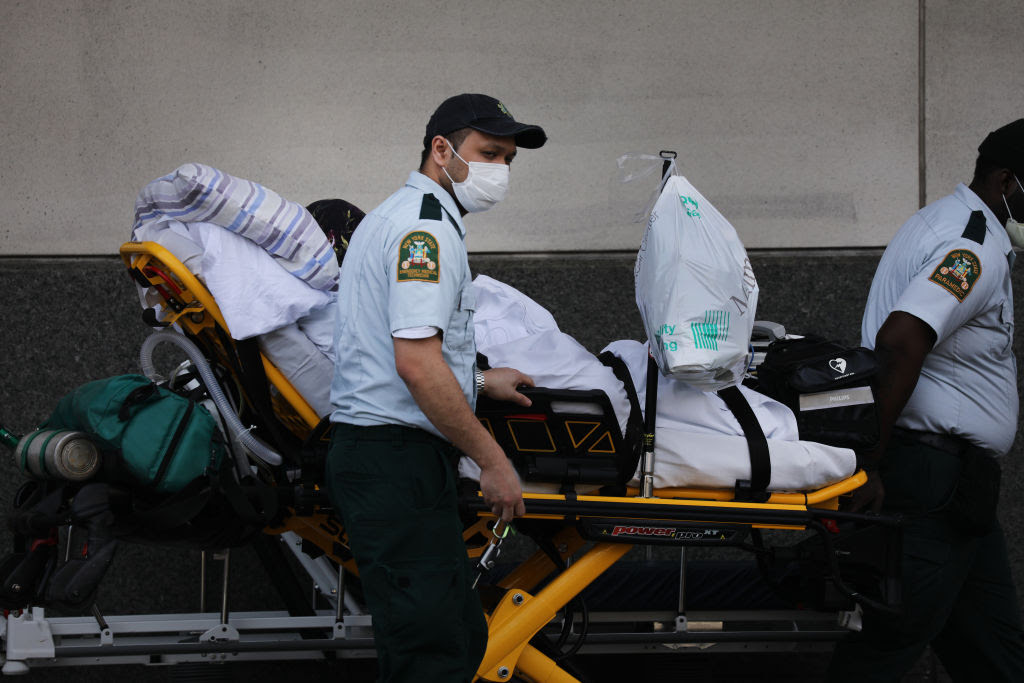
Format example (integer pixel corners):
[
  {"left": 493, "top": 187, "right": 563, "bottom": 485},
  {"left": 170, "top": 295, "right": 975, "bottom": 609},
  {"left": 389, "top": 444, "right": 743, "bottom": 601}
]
[{"left": 491, "top": 519, "right": 513, "bottom": 541}]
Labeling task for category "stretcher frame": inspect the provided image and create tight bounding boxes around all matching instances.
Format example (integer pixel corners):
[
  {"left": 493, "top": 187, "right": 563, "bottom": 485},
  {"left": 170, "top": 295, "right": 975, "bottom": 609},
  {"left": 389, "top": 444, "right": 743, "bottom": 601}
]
[{"left": 0, "top": 242, "right": 900, "bottom": 681}]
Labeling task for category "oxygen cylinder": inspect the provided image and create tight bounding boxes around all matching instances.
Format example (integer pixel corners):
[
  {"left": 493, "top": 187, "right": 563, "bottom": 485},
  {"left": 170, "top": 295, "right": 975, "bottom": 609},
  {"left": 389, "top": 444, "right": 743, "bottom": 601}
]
[{"left": 12, "top": 428, "right": 101, "bottom": 481}]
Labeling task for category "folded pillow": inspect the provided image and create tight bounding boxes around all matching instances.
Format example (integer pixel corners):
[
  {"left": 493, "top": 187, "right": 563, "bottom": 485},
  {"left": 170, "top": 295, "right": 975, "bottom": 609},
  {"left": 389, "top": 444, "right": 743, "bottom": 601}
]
[{"left": 133, "top": 163, "right": 338, "bottom": 292}]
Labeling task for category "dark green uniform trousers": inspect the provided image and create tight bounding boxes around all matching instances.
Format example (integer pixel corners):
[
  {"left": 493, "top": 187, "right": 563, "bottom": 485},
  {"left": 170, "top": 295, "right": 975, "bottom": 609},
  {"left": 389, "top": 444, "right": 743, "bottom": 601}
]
[
  {"left": 327, "top": 423, "right": 488, "bottom": 683},
  {"left": 829, "top": 434, "right": 1024, "bottom": 682}
]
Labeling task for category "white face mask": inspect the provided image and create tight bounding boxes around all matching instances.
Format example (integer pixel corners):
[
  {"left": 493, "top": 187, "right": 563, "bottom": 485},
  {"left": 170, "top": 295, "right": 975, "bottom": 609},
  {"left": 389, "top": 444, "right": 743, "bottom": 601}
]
[
  {"left": 1002, "top": 175, "right": 1024, "bottom": 249},
  {"left": 442, "top": 140, "right": 509, "bottom": 213}
]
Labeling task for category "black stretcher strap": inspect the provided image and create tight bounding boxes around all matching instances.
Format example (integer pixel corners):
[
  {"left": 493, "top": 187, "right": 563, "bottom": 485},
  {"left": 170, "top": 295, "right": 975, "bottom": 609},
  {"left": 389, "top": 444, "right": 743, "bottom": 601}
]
[
  {"left": 234, "top": 336, "right": 301, "bottom": 458},
  {"left": 213, "top": 462, "right": 279, "bottom": 527},
  {"left": 717, "top": 385, "right": 771, "bottom": 502},
  {"left": 644, "top": 355, "right": 659, "bottom": 453},
  {"left": 597, "top": 351, "right": 644, "bottom": 459}
]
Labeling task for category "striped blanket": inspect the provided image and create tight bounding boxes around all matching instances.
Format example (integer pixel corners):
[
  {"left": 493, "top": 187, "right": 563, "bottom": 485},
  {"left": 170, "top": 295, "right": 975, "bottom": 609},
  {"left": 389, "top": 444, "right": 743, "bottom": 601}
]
[{"left": 133, "top": 163, "right": 338, "bottom": 291}]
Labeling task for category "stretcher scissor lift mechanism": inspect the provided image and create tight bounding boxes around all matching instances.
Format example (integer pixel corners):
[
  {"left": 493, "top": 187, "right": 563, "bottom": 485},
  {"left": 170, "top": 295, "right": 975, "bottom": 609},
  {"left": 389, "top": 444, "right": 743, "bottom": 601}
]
[{"left": 0, "top": 241, "right": 902, "bottom": 681}]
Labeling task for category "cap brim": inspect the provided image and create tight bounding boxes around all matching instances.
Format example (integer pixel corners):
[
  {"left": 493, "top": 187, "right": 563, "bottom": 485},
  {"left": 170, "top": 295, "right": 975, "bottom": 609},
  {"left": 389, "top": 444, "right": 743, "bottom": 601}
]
[{"left": 470, "top": 118, "right": 547, "bottom": 149}]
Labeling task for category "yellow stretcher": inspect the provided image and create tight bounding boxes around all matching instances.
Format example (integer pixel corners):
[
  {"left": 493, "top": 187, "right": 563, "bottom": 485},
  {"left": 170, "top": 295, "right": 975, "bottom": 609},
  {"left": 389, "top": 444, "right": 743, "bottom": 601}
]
[{"left": 0, "top": 241, "right": 899, "bottom": 680}]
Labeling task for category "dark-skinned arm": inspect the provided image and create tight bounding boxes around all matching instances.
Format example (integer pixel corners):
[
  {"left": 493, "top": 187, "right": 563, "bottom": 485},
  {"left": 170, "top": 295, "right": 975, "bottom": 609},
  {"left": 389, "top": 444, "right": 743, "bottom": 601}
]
[
  {"left": 867, "top": 311, "right": 937, "bottom": 463},
  {"left": 393, "top": 335, "right": 532, "bottom": 521},
  {"left": 851, "top": 310, "right": 936, "bottom": 511}
]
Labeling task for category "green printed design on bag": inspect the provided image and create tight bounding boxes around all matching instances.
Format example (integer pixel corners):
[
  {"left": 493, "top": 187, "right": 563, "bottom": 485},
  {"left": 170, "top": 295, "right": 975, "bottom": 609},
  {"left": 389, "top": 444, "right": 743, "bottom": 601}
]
[
  {"left": 44, "top": 374, "right": 224, "bottom": 493},
  {"left": 679, "top": 195, "right": 701, "bottom": 218},
  {"left": 692, "top": 310, "right": 730, "bottom": 350}
]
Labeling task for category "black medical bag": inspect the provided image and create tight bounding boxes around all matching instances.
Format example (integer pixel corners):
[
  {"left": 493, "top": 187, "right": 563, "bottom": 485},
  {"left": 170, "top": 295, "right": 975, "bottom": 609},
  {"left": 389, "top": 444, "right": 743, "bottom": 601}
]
[{"left": 754, "top": 336, "right": 880, "bottom": 452}]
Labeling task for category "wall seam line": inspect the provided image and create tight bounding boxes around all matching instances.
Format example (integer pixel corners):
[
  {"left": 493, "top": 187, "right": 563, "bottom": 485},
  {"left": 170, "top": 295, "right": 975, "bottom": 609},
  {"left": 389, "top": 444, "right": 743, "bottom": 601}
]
[{"left": 919, "top": 0, "right": 927, "bottom": 208}]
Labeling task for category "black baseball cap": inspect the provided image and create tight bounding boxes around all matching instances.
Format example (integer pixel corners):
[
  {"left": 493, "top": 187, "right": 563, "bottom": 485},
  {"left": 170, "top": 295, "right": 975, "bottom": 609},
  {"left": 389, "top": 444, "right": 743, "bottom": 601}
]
[
  {"left": 423, "top": 93, "right": 547, "bottom": 150},
  {"left": 978, "top": 118, "right": 1024, "bottom": 178}
]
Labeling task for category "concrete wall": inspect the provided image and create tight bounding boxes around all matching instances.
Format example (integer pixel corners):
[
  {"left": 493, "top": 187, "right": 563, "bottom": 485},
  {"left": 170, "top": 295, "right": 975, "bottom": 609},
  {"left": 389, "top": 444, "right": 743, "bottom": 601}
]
[{"left": 1, "top": 0, "right": 1021, "bottom": 257}]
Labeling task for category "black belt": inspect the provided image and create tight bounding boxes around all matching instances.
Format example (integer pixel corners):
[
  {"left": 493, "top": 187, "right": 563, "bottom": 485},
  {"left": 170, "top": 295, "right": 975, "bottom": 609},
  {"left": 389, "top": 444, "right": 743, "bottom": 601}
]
[
  {"left": 332, "top": 422, "right": 460, "bottom": 460},
  {"left": 892, "top": 427, "right": 994, "bottom": 458}
]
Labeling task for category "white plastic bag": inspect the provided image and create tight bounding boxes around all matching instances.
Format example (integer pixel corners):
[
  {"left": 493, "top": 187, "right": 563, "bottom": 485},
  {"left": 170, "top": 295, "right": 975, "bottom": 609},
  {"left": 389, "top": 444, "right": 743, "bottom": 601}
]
[{"left": 634, "top": 175, "right": 759, "bottom": 390}]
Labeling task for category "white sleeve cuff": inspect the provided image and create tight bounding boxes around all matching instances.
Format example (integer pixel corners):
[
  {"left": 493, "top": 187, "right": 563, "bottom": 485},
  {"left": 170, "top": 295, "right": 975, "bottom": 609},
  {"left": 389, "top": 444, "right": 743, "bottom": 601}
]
[{"left": 393, "top": 325, "right": 441, "bottom": 339}]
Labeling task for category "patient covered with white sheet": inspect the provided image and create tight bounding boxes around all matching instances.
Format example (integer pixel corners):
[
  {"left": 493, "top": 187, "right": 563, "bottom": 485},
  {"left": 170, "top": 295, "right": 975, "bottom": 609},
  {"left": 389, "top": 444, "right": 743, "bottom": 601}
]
[
  {"left": 130, "top": 163, "right": 854, "bottom": 493},
  {"left": 466, "top": 276, "right": 856, "bottom": 492}
]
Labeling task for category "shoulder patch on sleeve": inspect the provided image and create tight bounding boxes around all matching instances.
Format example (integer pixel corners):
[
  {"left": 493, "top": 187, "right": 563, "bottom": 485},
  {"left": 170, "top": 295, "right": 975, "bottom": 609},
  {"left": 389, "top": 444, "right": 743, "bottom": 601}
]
[
  {"left": 397, "top": 231, "right": 440, "bottom": 283},
  {"left": 961, "top": 210, "right": 987, "bottom": 245},
  {"left": 419, "top": 193, "right": 442, "bottom": 221},
  {"left": 928, "top": 248, "right": 981, "bottom": 302}
]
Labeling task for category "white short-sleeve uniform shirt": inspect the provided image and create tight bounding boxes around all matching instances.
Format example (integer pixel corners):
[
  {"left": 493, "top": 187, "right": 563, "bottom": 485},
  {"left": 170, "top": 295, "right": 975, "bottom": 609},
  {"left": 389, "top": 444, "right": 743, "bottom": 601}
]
[
  {"left": 862, "top": 183, "right": 1017, "bottom": 455},
  {"left": 329, "top": 172, "right": 477, "bottom": 437}
]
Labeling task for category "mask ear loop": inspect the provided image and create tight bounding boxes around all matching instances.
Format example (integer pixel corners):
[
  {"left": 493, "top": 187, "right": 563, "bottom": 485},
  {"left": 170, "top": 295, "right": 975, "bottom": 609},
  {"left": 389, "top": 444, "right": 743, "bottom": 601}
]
[
  {"left": 442, "top": 165, "right": 457, "bottom": 186},
  {"left": 1002, "top": 174, "right": 1024, "bottom": 216},
  {"left": 1003, "top": 190, "right": 1019, "bottom": 224},
  {"left": 445, "top": 139, "right": 469, "bottom": 165},
  {"left": 441, "top": 139, "right": 462, "bottom": 187},
  {"left": 1001, "top": 175, "right": 1024, "bottom": 252}
]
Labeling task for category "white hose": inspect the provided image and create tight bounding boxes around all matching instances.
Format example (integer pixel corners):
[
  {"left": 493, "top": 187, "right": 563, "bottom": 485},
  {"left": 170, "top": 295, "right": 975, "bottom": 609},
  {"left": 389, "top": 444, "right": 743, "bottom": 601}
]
[{"left": 139, "top": 330, "right": 283, "bottom": 466}]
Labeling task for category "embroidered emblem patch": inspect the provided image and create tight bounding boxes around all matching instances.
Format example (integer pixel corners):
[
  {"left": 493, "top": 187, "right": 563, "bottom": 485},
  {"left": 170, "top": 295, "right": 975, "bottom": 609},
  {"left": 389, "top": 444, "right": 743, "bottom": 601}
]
[
  {"left": 928, "top": 249, "right": 981, "bottom": 302},
  {"left": 397, "top": 231, "right": 439, "bottom": 283}
]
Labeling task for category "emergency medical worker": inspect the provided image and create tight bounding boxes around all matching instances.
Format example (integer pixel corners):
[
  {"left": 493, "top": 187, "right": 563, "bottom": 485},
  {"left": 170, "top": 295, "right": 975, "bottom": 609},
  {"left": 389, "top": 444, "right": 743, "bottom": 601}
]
[
  {"left": 327, "top": 94, "right": 547, "bottom": 682},
  {"left": 829, "top": 119, "right": 1024, "bottom": 681}
]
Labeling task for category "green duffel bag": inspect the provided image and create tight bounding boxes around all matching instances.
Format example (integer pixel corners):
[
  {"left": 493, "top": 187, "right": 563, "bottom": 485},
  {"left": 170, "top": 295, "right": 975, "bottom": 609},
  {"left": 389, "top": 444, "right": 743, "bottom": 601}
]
[{"left": 44, "top": 374, "right": 224, "bottom": 493}]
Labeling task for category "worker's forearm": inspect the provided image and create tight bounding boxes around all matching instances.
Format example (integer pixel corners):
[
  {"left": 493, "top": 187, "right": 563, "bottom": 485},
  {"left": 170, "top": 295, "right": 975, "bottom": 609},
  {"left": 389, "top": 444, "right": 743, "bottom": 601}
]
[
  {"left": 394, "top": 336, "right": 523, "bottom": 519},
  {"left": 397, "top": 346, "right": 505, "bottom": 469},
  {"left": 872, "top": 346, "right": 923, "bottom": 450},
  {"left": 413, "top": 373, "right": 504, "bottom": 465},
  {"left": 869, "top": 316, "right": 934, "bottom": 461}
]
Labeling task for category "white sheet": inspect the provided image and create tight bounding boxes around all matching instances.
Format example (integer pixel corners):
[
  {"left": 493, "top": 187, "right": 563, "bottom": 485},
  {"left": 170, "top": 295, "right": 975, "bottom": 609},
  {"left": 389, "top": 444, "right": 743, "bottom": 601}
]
[
  {"left": 473, "top": 274, "right": 560, "bottom": 348},
  {"left": 133, "top": 219, "right": 336, "bottom": 417},
  {"left": 478, "top": 329, "right": 631, "bottom": 436},
  {"left": 134, "top": 219, "right": 333, "bottom": 342},
  {"left": 601, "top": 339, "right": 796, "bottom": 440},
  {"left": 602, "top": 339, "right": 855, "bottom": 491},
  {"left": 257, "top": 302, "right": 336, "bottom": 418},
  {"left": 636, "top": 429, "right": 855, "bottom": 492}
]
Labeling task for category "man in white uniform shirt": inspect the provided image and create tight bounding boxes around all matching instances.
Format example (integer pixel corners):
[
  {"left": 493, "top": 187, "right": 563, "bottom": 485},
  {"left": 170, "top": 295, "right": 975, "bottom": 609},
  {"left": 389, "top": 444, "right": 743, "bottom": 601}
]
[
  {"left": 829, "top": 119, "right": 1024, "bottom": 682},
  {"left": 327, "top": 94, "right": 546, "bottom": 682}
]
